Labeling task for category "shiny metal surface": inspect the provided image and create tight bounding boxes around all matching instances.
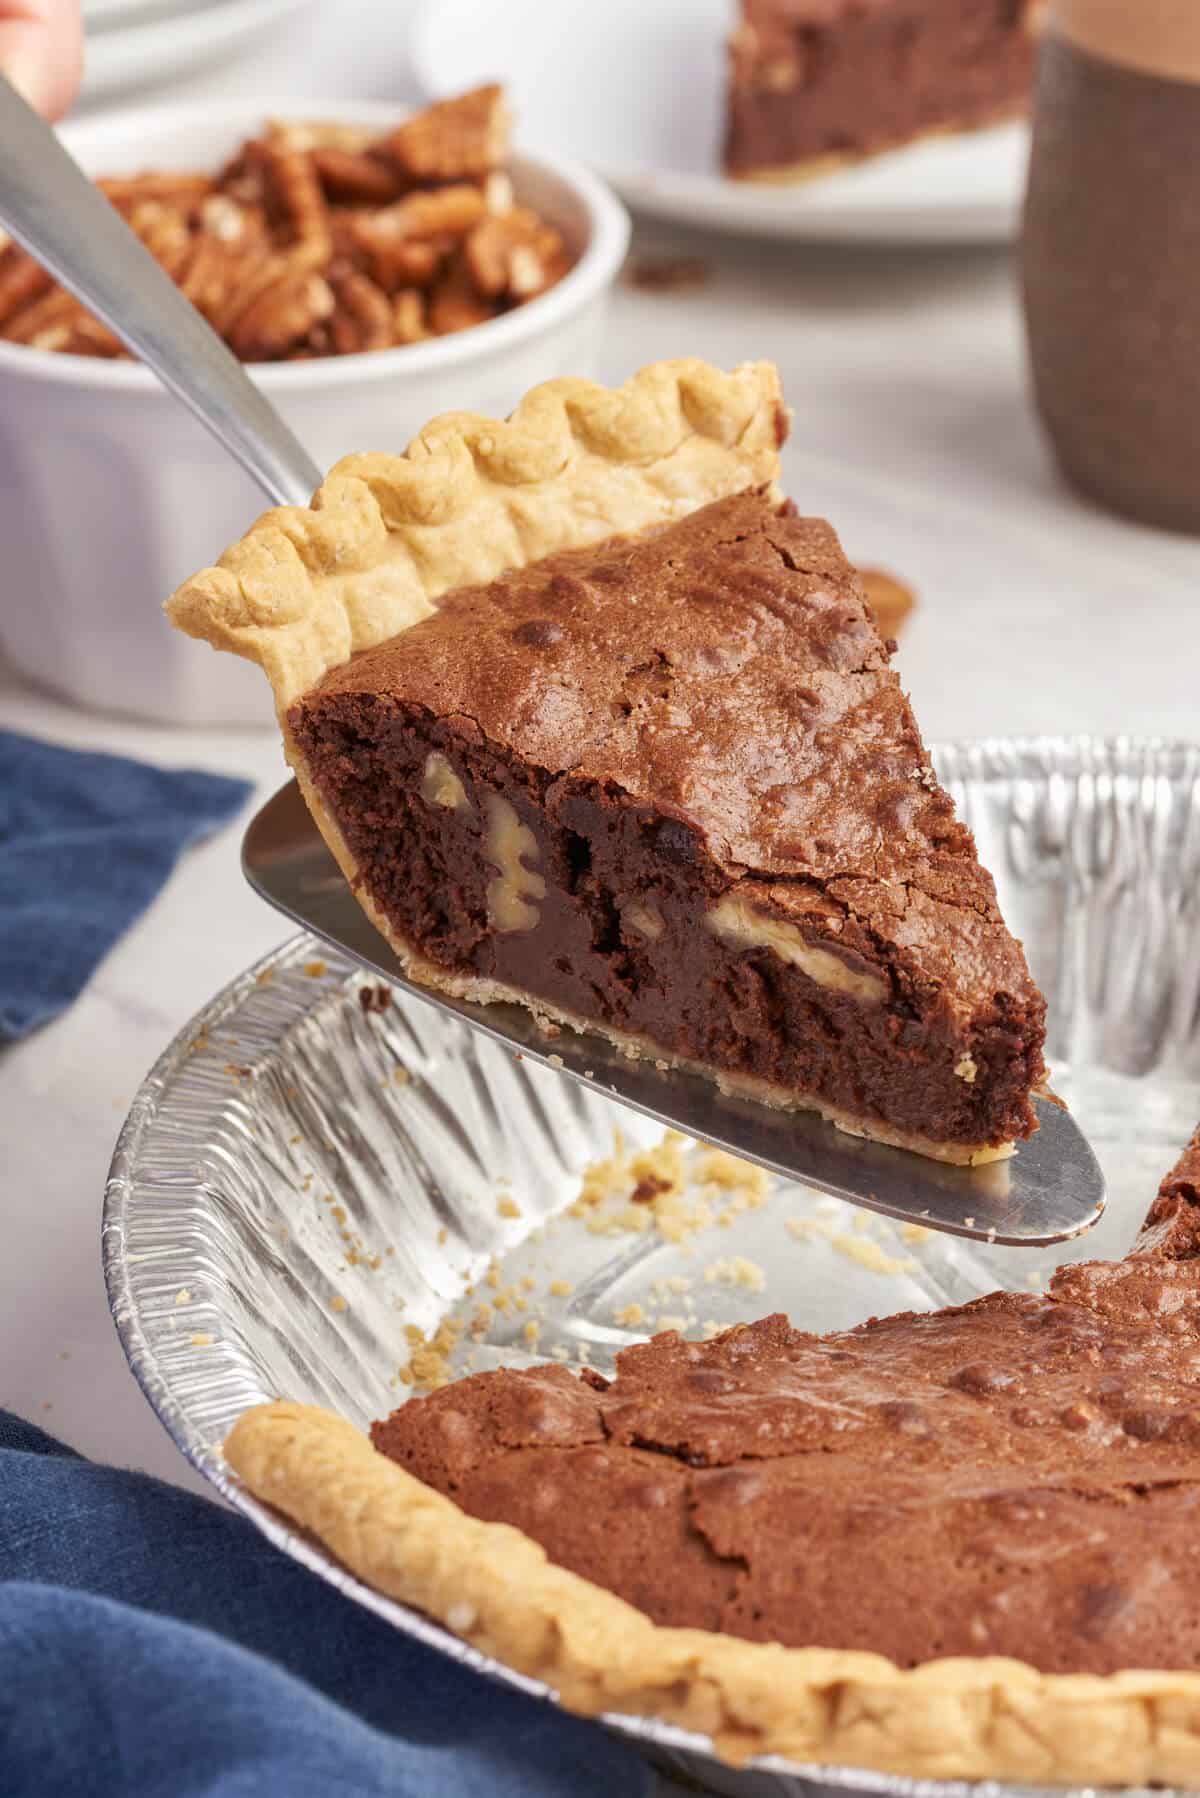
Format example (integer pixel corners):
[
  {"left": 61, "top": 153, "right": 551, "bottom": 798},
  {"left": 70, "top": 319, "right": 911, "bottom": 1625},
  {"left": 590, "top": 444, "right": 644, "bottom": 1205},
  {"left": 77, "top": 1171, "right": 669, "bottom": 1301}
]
[
  {"left": 0, "top": 75, "right": 323, "bottom": 506},
  {"left": 105, "top": 736, "right": 1200, "bottom": 1798},
  {"left": 241, "top": 774, "right": 1106, "bottom": 1248}
]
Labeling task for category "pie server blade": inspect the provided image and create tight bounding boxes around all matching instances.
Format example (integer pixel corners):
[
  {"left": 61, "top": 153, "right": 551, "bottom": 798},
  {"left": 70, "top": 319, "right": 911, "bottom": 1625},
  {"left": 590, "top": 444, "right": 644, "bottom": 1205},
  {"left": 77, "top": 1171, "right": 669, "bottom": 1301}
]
[{"left": 242, "top": 780, "right": 1106, "bottom": 1248}]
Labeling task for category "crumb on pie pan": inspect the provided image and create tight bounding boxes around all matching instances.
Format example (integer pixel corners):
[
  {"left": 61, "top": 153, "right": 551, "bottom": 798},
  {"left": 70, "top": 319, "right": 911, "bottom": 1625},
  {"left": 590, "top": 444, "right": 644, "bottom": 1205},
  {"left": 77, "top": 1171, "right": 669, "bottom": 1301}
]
[
  {"left": 104, "top": 736, "right": 1200, "bottom": 1797},
  {"left": 0, "top": 99, "right": 629, "bottom": 726}
]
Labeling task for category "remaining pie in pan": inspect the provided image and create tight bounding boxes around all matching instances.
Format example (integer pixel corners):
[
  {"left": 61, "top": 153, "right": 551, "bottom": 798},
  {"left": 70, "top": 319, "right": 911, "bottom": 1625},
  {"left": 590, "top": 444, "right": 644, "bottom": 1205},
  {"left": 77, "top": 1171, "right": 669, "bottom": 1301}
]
[
  {"left": 226, "top": 1127, "right": 1200, "bottom": 1785},
  {"left": 169, "top": 359, "right": 1046, "bottom": 1164},
  {"left": 725, "top": 0, "right": 1038, "bottom": 183}
]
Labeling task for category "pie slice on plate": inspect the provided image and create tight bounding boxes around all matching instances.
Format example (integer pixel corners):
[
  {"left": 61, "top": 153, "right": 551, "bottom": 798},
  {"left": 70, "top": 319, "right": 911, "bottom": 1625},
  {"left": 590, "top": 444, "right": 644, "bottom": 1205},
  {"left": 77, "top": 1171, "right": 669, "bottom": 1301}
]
[
  {"left": 168, "top": 359, "right": 1046, "bottom": 1163},
  {"left": 724, "top": 0, "right": 1038, "bottom": 182},
  {"left": 225, "top": 1127, "right": 1200, "bottom": 1785}
]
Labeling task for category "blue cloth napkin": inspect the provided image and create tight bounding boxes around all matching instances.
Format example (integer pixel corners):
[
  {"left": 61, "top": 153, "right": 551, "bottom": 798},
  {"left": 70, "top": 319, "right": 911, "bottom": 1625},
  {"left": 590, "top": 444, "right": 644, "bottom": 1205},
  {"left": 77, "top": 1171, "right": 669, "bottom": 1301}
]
[
  {"left": 0, "top": 729, "right": 251, "bottom": 1042},
  {"left": 0, "top": 1411, "right": 653, "bottom": 1798}
]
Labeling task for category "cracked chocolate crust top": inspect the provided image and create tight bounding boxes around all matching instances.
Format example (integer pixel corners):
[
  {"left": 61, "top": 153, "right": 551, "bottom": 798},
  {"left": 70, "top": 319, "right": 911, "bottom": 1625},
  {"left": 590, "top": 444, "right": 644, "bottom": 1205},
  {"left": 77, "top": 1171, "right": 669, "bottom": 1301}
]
[{"left": 372, "top": 1125, "right": 1200, "bottom": 1680}]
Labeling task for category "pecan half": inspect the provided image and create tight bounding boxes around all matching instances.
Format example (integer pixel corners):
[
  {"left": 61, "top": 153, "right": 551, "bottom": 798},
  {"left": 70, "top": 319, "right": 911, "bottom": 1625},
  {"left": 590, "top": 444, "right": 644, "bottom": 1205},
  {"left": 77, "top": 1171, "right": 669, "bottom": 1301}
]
[
  {"left": 371, "top": 184, "right": 487, "bottom": 243},
  {"left": 327, "top": 263, "right": 393, "bottom": 353},
  {"left": 99, "top": 172, "right": 215, "bottom": 212},
  {"left": 379, "top": 84, "right": 510, "bottom": 182},
  {"left": 465, "top": 209, "right": 567, "bottom": 300},
  {"left": 349, "top": 214, "right": 450, "bottom": 292},
  {"left": 235, "top": 140, "right": 331, "bottom": 264},
  {"left": 3, "top": 286, "right": 85, "bottom": 346},
  {"left": 310, "top": 147, "right": 404, "bottom": 207},
  {"left": 428, "top": 256, "right": 494, "bottom": 336},
  {"left": 229, "top": 267, "right": 335, "bottom": 361},
  {"left": 391, "top": 289, "right": 428, "bottom": 345},
  {"left": 267, "top": 118, "right": 376, "bottom": 155}
]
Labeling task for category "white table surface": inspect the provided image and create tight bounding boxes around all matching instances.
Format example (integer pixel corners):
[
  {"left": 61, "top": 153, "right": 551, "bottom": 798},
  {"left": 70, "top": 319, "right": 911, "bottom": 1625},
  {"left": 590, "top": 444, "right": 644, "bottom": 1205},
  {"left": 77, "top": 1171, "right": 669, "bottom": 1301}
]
[{"left": 5, "top": 0, "right": 1200, "bottom": 1507}]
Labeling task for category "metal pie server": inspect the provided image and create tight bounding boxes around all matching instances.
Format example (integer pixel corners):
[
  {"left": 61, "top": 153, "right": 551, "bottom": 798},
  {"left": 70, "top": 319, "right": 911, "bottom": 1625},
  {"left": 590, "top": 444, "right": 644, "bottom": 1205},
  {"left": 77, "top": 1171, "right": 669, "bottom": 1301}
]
[
  {"left": 0, "top": 74, "right": 322, "bottom": 504},
  {"left": 0, "top": 76, "right": 1105, "bottom": 1248},
  {"left": 244, "top": 784, "right": 1105, "bottom": 1248}
]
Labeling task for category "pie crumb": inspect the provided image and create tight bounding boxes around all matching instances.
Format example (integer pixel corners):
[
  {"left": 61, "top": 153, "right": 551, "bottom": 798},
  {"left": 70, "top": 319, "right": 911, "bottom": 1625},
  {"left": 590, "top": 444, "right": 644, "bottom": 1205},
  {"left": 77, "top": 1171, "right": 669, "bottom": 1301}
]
[
  {"left": 329, "top": 1295, "right": 348, "bottom": 1313},
  {"left": 831, "top": 1236, "right": 916, "bottom": 1277},
  {"left": 695, "top": 1150, "right": 770, "bottom": 1202},
  {"left": 651, "top": 1275, "right": 692, "bottom": 1297},
  {"left": 704, "top": 1255, "right": 767, "bottom": 1292},
  {"left": 656, "top": 1313, "right": 690, "bottom": 1334},
  {"left": 398, "top": 1317, "right": 464, "bottom": 1391},
  {"left": 785, "top": 1214, "right": 837, "bottom": 1243},
  {"left": 497, "top": 1195, "right": 521, "bottom": 1220},
  {"left": 174, "top": 1288, "right": 192, "bottom": 1305}
]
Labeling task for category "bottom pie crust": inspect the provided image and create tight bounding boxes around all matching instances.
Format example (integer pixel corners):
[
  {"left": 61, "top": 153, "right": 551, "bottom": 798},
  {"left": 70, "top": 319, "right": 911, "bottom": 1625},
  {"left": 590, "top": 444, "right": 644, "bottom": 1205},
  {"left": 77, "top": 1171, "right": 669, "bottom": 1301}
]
[
  {"left": 289, "top": 751, "right": 1016, "bottom": 1169},
  {"left": 224, "top": 1398, "right": 1200, "bottom": 1785}
]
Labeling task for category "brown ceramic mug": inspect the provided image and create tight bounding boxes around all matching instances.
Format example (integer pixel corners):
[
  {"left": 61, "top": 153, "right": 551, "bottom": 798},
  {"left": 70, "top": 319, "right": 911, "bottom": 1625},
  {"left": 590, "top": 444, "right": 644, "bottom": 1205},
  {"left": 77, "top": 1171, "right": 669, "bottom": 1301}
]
[{"left": 1022, "top": 0, "right": 1200, "bottom": 532}]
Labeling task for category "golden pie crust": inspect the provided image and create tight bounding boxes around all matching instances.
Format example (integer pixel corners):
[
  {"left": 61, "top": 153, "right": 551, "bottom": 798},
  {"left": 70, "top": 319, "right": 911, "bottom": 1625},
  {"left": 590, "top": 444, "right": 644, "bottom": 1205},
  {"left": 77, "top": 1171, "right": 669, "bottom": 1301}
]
[
  {"left": 225, "top": 1399, "right": 1200, "bottom": 1785},
  {"left": 167, "top": 358, "right": 786, "bottom": 714}
]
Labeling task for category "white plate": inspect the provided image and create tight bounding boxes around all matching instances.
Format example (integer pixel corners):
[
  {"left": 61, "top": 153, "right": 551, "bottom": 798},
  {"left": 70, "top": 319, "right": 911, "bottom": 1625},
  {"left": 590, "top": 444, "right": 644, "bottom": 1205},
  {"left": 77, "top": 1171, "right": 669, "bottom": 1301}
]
[
  {"left": 408, "top": 0, "right": 1030, "bottom": 245},
  {"left": 82, "top": 0, "right": 316, "bottom": 104}
]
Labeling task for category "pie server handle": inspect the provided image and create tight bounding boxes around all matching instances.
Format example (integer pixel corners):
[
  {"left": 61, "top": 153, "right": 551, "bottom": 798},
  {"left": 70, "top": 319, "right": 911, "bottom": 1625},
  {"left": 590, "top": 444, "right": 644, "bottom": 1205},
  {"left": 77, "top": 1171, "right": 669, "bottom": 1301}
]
[
  {"left": 242, "top": 779, "right": 1109, "bottom": 1250},
  {"left": 0, "top": 75, "right": 323, "bottom": 509}
]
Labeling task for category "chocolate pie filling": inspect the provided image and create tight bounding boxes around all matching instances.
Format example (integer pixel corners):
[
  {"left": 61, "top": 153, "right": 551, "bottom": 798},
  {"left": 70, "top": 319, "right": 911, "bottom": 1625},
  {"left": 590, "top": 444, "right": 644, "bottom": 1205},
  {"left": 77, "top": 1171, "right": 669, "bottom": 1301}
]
[{"left": 371, "top": 1130, "right": 1200, "bottom": 1674}]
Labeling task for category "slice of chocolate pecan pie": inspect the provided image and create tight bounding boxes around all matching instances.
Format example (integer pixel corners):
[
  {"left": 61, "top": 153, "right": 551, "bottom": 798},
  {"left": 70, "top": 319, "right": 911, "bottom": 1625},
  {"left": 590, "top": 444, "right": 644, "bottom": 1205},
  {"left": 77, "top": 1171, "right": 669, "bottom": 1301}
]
[
  {"left": 725, "top": 0, "right": 1038, "bottom": 183},
  {"left": 168, "top": 359, "right": 1046, "bottom": 1162}
]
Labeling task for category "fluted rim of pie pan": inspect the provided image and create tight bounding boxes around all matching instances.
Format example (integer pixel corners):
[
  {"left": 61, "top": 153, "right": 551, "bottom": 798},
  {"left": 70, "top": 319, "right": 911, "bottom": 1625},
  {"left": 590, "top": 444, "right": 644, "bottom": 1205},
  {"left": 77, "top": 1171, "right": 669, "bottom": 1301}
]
[
  {"left": 0, "top": 98, "right": 631, "bottom": 392},
  {"left": 104, "top": 734, "right": 1200, "bottom": 1798}
]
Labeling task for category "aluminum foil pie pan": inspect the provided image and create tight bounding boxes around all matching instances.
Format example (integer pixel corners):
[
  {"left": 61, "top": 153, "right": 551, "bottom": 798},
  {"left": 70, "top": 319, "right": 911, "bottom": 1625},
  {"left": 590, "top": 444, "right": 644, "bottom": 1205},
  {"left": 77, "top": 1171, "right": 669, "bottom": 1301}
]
[{"left": 104, "top": 736, "right": 1200, "bottom": 1798}]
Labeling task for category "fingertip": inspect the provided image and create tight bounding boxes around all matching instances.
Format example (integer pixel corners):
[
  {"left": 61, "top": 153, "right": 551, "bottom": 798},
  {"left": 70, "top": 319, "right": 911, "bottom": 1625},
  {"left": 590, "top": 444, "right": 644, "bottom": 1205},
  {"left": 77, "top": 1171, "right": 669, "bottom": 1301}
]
[{"left": 0, "top": 15, "right": 83, "bottom": 121}]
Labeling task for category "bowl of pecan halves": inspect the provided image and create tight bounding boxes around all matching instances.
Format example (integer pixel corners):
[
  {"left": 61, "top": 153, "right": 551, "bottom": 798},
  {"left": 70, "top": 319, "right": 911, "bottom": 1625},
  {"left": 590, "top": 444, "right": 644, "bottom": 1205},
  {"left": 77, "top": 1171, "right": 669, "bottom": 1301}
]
[{"left": 0, "top": 87, "right": 629, "bottom": 725}]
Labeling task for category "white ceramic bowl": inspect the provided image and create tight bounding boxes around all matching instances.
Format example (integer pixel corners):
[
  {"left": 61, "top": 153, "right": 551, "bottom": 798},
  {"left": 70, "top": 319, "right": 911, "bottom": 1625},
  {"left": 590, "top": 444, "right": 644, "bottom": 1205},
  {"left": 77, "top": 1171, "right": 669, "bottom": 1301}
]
[{"left": 0, "top": 101, "right": 630, "bottom": 724}]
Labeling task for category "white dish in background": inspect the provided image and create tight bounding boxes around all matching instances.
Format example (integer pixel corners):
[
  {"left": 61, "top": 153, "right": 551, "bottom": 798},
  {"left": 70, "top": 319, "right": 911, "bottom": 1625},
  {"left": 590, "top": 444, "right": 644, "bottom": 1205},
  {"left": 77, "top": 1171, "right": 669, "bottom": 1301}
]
[
  {"left": 409, "top": 0, "right": 1030, "bottom": 245},
  {"left": 0, "top": 101, "right": 628, "bottom": 727},
  {"left": 81, "top": 0, "right": 317, "bottom": 105}
]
